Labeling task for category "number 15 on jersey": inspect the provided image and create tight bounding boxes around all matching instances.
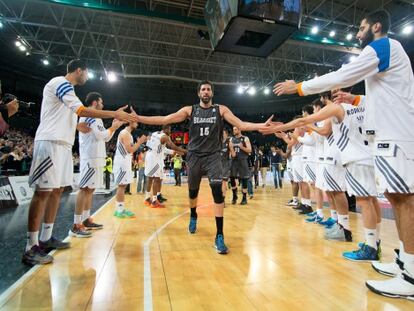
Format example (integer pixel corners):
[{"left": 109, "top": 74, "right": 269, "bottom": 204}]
[{"left": 200, "top": 127, "right": 210, "bottom": 136}]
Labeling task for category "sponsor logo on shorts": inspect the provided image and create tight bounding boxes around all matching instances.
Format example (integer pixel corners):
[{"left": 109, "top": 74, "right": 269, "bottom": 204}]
[{"left": 377, "top": 143, "right": 390, "bottom": 149}]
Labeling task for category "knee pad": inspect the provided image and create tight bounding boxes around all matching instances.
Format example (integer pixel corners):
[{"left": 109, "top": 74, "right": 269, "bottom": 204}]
[
  {"left": 189, "top": 188, "right": 199, "bottom": 199},
  {"left": 241, "top": 178, "right": 248, "bottom": 189},
  {"left": 210, "top": 183, "right": 224, "bottom": 204},
  {"left": 230, "top": 177, "right": 236, "bottom": 188}
]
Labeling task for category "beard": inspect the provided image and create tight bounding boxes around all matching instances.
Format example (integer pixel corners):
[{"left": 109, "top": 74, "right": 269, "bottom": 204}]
[
  {"left": 360, "top": 28, "right": 374, "bottom": 48},
  {"left": 200, "top": 95, "right": 212, "bottom": 104}
]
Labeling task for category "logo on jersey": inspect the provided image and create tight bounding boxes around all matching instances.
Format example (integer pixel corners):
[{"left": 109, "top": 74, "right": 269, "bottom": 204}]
[
  {"left": 212, "top": 108, "right": 216, "bottom": 113},
  {"left": 195, "top": 109, "right": 200, "bottom": 115},
  {"left": 193, "top": 116, "right": 217, "bottom": 124},
  {"left": 377, "top": 143, "right": 390, "bottom": 149}
]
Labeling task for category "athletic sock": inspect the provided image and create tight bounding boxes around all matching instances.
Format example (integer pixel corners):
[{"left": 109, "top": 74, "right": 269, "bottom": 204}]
[
  {"left": 116, "top": 201, "right": 124, "bottom": 213},
  {"left": 74, "top": 214, "right": 83, "bottom": 225},
  {"left": 364, "top": 228, "right": 377, "bottom": 249},
  {"left": 215, "top": 216, "right": 223, "bottom": 237},
  {"left": 337, "top": 214, "right": 350, "bottom": 230},
  {"left": 404, "top": 251, "right": 414, "bottom": 276},
  {"left": 316, "top": 208, "right": 324, "bottom": 218},
  {"left": 26, "top": 231, "right": 39, "bottom": 251},
  {"left": 190, "top": 207, "right": 197, "bottom": 219},
  {"left": 293, "top": 196, "right": 298, "bottom": 202},
  {"left": 152, "top": 195, "right": 157, "bottom": 202},
  {"left": 39, "top": 223, "right": 54, "bottom": 242},
  {"left": 82, "top": 209, "right": 91, "bottom": 221},
  {"left": 303, "top": 198, "right": 311, "bottom": 206},
  {"left": 157, "top": 192, "right": 161, "bottom": 197},
  {"left": 330, "top": 210, "right": 338, "bottom": 220},
  {"left": 145, "top": 192, "right": 151, "bottom": 200}
]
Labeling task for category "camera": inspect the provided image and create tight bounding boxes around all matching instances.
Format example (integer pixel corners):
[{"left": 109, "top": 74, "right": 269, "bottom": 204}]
[{"left": 1, "top": 93, "right": 35, "bottom": 109}]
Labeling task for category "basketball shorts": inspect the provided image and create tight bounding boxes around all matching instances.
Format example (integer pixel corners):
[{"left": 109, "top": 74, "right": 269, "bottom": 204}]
[
  {"left": 373, "top": 142, "right": 414, "bottom": 194},
  {"left": 230, "top": 158, "right": 250, "bottom": 179},
  {"left": 322, "top": 162, "right": 346, "bottom": 192},
  {"left": 113, "top": 163, "right": 133, "bottom": 186},
  {"left": 28, "top": 140, "right": 73, "bottom": 189},
  {"left": 286, "top": 160, "right": 294, "bottom": 182},
  {"left": 303, "top": 161, "right": 316, "bottom": 184},
  {"left": 291, "top": 155, "right": 304, "bottom": 183},
  {"left": 145, "top": 154, "right": 164, "bottom": 178},
  {"left": 222, "top": 159, "right": 232, "bottom": 181},
  {"left": 79, "top": 161, "right": 104, "bottom": 189},
  {"left": 345, "top": 163, "right": 377, "bottom": 197},
  {"left": 315, "top": 159, "right": 325, "bottom": 190},
  {"left": 187, "top": 151, "right": 222, "bottom": 189}
]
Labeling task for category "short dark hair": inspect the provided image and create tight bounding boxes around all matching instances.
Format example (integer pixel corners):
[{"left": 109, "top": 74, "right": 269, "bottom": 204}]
[
  {"left": 302, "top": 104, "right": 314, "bottom": 115},
  {"left": 162, "top": 125, "right": 171, "bottom": 131},
  {"left": 85, "top": 92, "right": 102, "bottom": 106},
  {"left": 363, "top": 9, "right": 391, "bottom": 34},
  {"left": 312, "top": 98, "right": 325, "bottom": 107},
  {"left": 197, "top": 80, "right": 214, "bottom": 93},
  {"left": 320, "top": 91, "right": 332, "bottom": 101},
  {"left": 67, "top": 59, "right": 87, "bottom": 73}
]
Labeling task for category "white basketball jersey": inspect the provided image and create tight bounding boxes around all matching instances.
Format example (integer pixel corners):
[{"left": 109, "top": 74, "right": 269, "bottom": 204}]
[
  {"left": 114, "top": 129, "right": 132, "bottom": 166},
  {"left": 332, "top": 103, "right": 373, "bottom": 166},
  {"left": 147, "top": 131, "right": 166, "bottom": 160},
  {"left": 323, "top": 132, "right": 342, "bottom": 165}
]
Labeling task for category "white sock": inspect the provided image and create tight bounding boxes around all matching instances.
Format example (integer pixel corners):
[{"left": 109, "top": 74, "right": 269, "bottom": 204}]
[
  {"left": 403, "top": 252, "right": 414, "bottom": 276},
  {"left": 74, "top": 214, "right": 83, "bottom": 225},
  {"left": 337, "top": 214, "right": 350, "bottom": 230},
  {"left": 376, "top": 222, "right": 381, "bottom": 242},
  {"left": 152, "top": 195, "right": 157, "bottom": 202},
  {"left": 400, "top": 240, "right": 405, "bottom": 264},
  {"left": 293, "top": 196, "right": 298, "bottom": 202},
  {"left": 364, "top": 228, "right": 377, "bottom": 249},
  {"left": 83, "top": 209, "right": 91, "bottom": 221},
  {"left": 39, "top": 223, "right": 54, "bottom": 242},
  {"left": 157, "top": 192, "right": 161, "bottom": 196},
  {"left": 116, "top": 201, "right": 124, "bottom": 213},
  {"left": 301, "top": 198, "right": 305, "bottom": 204},
  {"left": 145, "top": 192, "right": 151, "bottom": 200},
  {"left": 303, "top": 198, "right": 311, "bottom": 206},
  {"left": 316, "top": 208, "right": 324, "bottom": 218},
  {"left": 330, "top": 210, "right": 338, "bottom": 220},
  {"left": 26, "top": 231, "right": 39, "bottom": 251}
]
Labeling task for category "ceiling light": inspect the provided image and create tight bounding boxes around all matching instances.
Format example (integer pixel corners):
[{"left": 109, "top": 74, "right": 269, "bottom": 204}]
[
  {"left": 15, "top": 41, "right": 21, "bottom": 47},
  {"left": 42, "top": 59, "right": 49, "bottom": 65},
  {"left": 402, "top": 25, "right": 413, "bottom": 35},
  {"left": 247, "top": 87, "right": 256, "bottom": 95},
  {"left": 311, "top": 26, "right": 319, "bottom": 35},
  {"left": 346, "top": 33, "right": 353, "bottom": 41},
  {"left": 329, "top": 30, "right": 336, "bottom": 37},
  {"left": 107, "top": 71, "right": 117, "bottom": 82},
  {"left": 0, "top": 22, "right": 3, "bottom": 28},
  {"left": 88, "top": 71, "right": 95, "bottom": 79},
  {"left": 19, "top": 45, "right": 26, "bottom": 52},
  {"left": 237, "top": 86, "right": 244, "bottom": 94},
  {"left": 263, "top": 88, "right": 270, "bottom": 95}
]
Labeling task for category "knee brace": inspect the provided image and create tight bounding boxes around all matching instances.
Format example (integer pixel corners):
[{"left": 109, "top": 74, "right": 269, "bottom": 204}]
[
  {"left": 230, "top": 177, "right": 236, "bottom": 188},
  {"left": 210, "top": 183, "right": 224, "bottom": 204},
  {"left": 189, "top": 188, "right": 199, "bottom": 199},
  {"left": 241, "top": 178, "right": 248, "bottom": 189}
]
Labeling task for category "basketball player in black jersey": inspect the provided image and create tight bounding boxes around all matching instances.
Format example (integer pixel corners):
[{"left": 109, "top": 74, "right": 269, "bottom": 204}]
[
  {"left": 221, "top": 128, "right": 236, "bottom": 200},
  {"left": 230, "top": 126, "right": 252, "bottom": 205},
  {"left": 132, "top": 81, "right": 271, "bottom": 254}
]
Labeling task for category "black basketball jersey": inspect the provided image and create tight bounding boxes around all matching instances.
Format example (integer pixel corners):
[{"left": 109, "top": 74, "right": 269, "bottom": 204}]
[
  {"left": 220, "top": 137, "right": 231, "bottom": 162},
  {"left": 231, "top": 135, "right": 249, "bottom": 159},
  {"left": 188, "top": 104, "right": 223, "bottom": 155}
]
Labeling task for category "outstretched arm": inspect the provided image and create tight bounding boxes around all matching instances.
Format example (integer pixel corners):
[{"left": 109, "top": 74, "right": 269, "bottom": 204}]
[
  {"left": 161, "top": 135, "right": 187, "bottom": 155},
  {"left": 132, "top": 106, "right": 191, "bottom": 125},
  {"left": 261, "top": 104, "right": 343, "bottom": 134},
  {"left": 220, "top": 105, "right": 273, "bottom": 132}
]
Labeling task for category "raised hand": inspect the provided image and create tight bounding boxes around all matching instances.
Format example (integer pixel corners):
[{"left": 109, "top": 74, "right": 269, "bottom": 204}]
[
  {"left": 332, "top": 90, "right": 356, "bottom": 105},
  {"left": 259, "top": 122, "right": 284, "bottom": 135},
  {"left": 115, "top": 105, "right": 138, "bottom": 123},
  {"left": 273, "top": 80, "right": 298, "bottom": 96}
]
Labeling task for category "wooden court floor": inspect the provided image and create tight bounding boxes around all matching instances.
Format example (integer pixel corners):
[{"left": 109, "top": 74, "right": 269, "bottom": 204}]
[{"left": 0, "top": 180, "right": 412, "bottom": 311}]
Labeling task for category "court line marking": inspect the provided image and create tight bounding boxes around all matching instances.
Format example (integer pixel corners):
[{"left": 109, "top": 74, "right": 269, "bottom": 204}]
[
  {"left": 143, "top": 204, "right": 210, "bottom": 311},
  {"left": 0, "top": 194, "right": 115, "bottom": 308}
]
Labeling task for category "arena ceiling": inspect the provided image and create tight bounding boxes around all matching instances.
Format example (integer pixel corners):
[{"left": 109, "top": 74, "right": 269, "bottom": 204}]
[{"left": 0, "top": 0, "right": 413, "bottom": 112}]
